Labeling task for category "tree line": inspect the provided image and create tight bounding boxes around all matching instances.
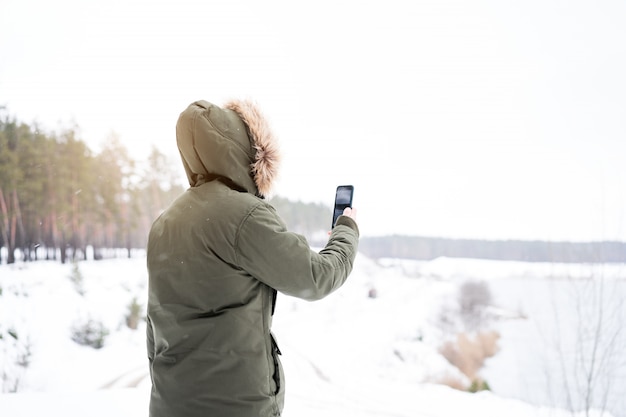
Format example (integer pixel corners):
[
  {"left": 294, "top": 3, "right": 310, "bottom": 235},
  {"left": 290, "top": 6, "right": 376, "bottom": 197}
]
[
  {"left": 0, "top": 110, "right": 184, "bottom": 264},
  {"left": 268, "top": 196, "right": 330, "bottom": 246},
  {"left": 3, "top": 108, "right": 623, "bottom": 265},
  {"left": 358, "top": 235, "right": 626, "bottom": 263},
  {"left": 269, "top": 201, "right": 626, "bottom": 263}
]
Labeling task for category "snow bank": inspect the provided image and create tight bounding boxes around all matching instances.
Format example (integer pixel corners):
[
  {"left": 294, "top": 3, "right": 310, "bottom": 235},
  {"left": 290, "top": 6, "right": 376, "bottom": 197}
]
[{"left": 1, "top": 254, "right": 621, "bottom": 416}]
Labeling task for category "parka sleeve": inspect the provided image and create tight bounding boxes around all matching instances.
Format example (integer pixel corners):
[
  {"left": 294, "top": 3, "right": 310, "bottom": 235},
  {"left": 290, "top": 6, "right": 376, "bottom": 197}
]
[{"left": 235, "top": 202, "right": 359, "bottom": 301}]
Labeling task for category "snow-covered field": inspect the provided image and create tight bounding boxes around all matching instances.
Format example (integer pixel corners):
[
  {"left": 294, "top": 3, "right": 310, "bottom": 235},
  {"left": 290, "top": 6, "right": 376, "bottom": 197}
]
[{"left": 1, "top": 252, "right": 624, "bottom": 417}]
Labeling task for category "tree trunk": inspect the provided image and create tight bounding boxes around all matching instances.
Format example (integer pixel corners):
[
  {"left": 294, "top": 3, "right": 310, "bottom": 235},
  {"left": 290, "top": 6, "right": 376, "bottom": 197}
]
[{"left": 0, "top": 188, "right": 15, "bottom": 263}]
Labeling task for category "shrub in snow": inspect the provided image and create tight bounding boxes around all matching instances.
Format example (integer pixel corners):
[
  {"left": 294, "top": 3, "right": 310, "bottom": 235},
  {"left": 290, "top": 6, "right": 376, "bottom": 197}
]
[
  {"left": 468, "top": 378, "right": 491, "bottom": 393},
  {"left": 436, "top": 280, "right": 494, "bottom": 337},
  {"left": 125, "top": 297, "right": 143, "bottom": 330},
  {"left": 438, "top": 330, "right": 499, "bottom": 392},
  {"left": 68, "top": 261, "right": 85, "bottom": 296},
  {"left": 70, "top": 318, "right": 109, "bottom": 349},
  {"left": 458, "top": 280, "right": 492, "bottom": 332},
  {"left": 0, "top": 327, "right": 33, "bottom": 393}
]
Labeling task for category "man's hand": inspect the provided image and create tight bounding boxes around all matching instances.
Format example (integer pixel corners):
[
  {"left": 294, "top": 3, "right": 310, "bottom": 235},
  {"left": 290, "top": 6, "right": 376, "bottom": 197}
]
[
  {"left": 342, "top": 207, "right": 357, "bottom": 221},
  {"left": 328, "top": 207, "right": 358, "bottom": 236}
]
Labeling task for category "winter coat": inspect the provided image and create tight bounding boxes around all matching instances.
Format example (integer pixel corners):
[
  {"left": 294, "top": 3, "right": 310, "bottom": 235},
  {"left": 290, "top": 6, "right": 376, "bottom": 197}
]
[{"left": 146, "top": 100, "right": 359, "bottom": 417}]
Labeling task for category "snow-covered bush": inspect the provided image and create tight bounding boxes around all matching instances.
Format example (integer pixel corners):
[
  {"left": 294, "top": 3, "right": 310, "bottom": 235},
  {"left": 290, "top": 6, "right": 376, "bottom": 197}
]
[
  {"left": 0, "top": 327, "right": 33, "bottom": 393},
  {"left": 68, "top": 262, "right": 85, "bottom": 296},
  {"left": 70, "top": 318, "right": 109, "bottom": 349},
  {"left": 439, "top": 331, "right": 499, "bottom": 386},
  {"left": 125, "top": 296, "right": 143, "bottom": 330},
  {"left": 434, "top": 280, "right": 498, "bottom": 392},
  {"left": 458, "top": 280, "right": 492, "bottom": 332}
]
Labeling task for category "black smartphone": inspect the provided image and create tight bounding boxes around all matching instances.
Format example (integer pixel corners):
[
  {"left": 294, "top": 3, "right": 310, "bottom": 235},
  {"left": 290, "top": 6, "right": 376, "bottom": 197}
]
[{"left": 332, "top": 185, "right": 354, "bottom": 229}]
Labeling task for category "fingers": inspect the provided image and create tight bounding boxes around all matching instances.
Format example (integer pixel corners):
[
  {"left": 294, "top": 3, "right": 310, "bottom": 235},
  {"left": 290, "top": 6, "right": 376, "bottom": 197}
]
[
  {"left": 328, "top": 207, "right": 358, "bottom": 236},
  {"left": 343, "top": 207, "right": 357, "bottom": 221}
]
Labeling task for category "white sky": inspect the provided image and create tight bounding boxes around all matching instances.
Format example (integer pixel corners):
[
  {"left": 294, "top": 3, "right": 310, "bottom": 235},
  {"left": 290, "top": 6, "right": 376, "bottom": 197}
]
[{"left": 1, "top": 0, "right": 625, "bottom": 241}]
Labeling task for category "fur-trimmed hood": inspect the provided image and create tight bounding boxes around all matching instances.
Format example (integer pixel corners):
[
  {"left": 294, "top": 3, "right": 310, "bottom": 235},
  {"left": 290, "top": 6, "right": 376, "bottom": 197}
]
[{"left": 176, "top": 99, "right": 280, "bottom": 198}]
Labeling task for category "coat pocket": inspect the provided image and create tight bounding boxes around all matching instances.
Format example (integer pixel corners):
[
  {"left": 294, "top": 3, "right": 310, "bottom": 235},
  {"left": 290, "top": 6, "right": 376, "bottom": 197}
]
[{"left": 270, "top": 333, "right": 283, "bottom": 395}]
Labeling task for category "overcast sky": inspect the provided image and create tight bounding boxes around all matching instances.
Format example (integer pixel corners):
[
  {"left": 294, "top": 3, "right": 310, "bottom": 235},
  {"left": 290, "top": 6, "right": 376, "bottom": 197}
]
[{"left": 1, "top": 0, "right": 625, "bottom": 241}]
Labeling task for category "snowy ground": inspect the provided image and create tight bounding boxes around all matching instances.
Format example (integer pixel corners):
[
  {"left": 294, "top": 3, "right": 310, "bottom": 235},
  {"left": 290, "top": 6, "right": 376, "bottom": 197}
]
[{"left": 1, "top": 253, "right": 623, "bottom": 416}]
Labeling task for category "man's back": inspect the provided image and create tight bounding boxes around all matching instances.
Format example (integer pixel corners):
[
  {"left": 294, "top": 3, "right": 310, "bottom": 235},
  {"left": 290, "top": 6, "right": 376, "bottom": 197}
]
[{"left": 147, "top": 181, "right": 283, "bottom": 417}]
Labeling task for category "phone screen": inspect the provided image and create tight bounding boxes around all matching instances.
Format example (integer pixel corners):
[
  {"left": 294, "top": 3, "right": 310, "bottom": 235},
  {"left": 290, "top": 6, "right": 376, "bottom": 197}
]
[{"left": 332, "top": 185, "right": 354, "bottom": 228}]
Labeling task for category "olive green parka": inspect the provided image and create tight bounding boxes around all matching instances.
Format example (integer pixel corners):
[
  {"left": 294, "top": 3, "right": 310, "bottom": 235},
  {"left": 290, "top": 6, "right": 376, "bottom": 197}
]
[{"left": 146, "top": 100, "right": 359, "bottom": 417}]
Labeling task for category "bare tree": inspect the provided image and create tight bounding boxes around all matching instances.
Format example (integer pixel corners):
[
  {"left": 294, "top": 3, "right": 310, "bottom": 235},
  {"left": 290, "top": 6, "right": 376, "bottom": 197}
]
[
  {"left": 458, "top": 280, "right": 493, "bottom": 332},
  {"left": 547, "top": 264, "right": 625, "bottom": 417}
]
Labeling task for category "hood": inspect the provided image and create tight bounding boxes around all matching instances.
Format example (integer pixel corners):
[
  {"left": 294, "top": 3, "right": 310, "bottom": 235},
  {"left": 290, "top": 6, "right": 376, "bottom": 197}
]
[{"left": 176, "top": 99, "right": 281, "bottom": 198}]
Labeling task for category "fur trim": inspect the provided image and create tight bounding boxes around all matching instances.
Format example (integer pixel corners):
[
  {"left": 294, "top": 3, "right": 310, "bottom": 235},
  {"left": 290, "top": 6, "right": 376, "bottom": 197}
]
[{"left": 223, "top": 99, "right": 281, "bottom": 197}]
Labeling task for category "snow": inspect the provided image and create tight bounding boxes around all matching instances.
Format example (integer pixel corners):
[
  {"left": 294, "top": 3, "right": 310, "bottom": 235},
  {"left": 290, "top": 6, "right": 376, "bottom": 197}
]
[{"left": 1, "top": 253, "right": 624, "bottom": 416}]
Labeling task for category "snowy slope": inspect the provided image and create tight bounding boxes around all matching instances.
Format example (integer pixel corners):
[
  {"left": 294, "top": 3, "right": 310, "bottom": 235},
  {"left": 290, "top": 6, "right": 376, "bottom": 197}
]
[{"left": 0, "top": 253, "right": 620, "bottom": 417}]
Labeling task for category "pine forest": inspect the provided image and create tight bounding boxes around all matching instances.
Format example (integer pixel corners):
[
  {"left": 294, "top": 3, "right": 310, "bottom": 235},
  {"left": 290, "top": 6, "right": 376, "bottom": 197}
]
[{"left": 0, "top": 110, "right": 184, "bottom": 264}]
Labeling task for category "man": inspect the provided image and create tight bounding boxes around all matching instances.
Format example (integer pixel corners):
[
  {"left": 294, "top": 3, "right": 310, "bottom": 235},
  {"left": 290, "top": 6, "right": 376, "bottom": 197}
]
[{"left": 146, "top": 99, "right": 359, "bottom": 417}]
